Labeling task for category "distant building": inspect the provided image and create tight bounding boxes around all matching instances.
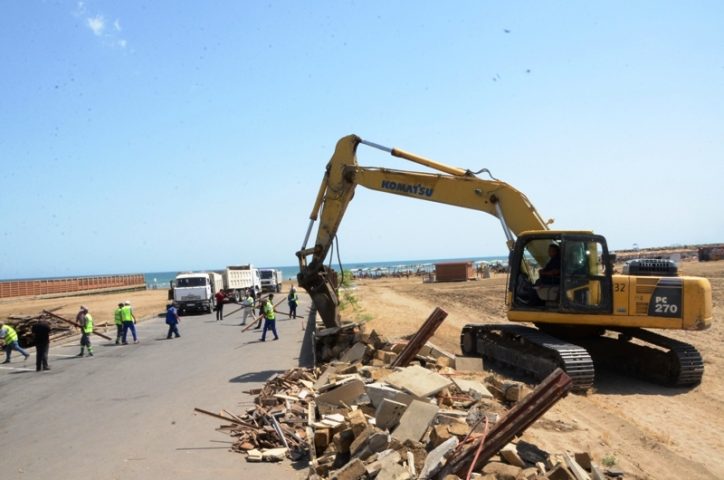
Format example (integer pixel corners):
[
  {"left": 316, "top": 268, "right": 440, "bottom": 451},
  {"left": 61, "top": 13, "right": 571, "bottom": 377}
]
[{"left": 434, "top": 261, "right": 475, "bottom": 282}]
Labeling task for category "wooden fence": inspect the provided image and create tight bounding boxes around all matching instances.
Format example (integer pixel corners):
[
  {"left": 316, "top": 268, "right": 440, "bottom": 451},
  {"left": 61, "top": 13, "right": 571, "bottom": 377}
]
[{"left": 0, "top": 274, "right": 146, "bottom": 299}]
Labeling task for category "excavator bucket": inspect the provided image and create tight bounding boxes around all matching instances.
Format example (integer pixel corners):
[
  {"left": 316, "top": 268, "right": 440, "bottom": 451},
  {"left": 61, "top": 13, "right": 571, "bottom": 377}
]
[{"left": 297, "top": 266, "right": 341, "bottom": 328}]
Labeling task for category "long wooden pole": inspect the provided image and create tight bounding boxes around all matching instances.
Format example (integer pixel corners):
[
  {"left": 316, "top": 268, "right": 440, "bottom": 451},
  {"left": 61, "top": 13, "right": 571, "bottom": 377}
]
[{"left": 42, "top": 310, "right": 113, "bottom": 340}]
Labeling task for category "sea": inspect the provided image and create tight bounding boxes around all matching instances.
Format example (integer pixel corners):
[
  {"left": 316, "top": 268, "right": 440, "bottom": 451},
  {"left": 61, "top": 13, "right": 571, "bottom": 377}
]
[{"left": 143, "top": 255, "right": 508, "bottom": 290}]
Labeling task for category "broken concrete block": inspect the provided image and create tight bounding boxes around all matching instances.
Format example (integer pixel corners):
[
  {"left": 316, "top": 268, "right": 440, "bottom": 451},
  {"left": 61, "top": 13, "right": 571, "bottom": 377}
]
[
  {"left": 316, "top": 379, "right": 366, "bottom": 406},
  {"left": 314, "top": 428, "right": 331, "bottom": 451},
  {"left": 330, "top": 457, "right": 366, "bottom": 480},
  {"left": 429, "top": 424, "right": 452, "bottom": 448},
  {"left": 518, "top": 467, "right": 539, "bottom": 480},
  {"left": 481, "top": 461, "right": 522, "bottom": 480},
  {"left": 391, "top": 399, "right": 438, "bottom": 443},
  {"left": 406, "top": 451, "right": 417, "bottom": 477},
  {"left": 419, "top": 436, "right": 458, "bottom": 479},
  {"left": 589, "top": 463, "right": 606, "bottom": 480},
  {"left": 246, "top": 449, "right": 263, "bottom": 462},
  {"left": 446, "top": 421, "right": 470, "bottom": 437},
  {"left": 563, "top": 453, "right": 591, "bottom": 480},
  {"left": 347, "top": 409, "right": 368, "bottom": 436},
  {"left": 574, "top": 452, "right": 592, "bottom": 471},
  {"left": 365, "top": 449, "right": 401, "bottom": 476},
  {"left": 340, "top": 342, "right": 367, "bottom": 363},
  {"left": 452, "top": 377, "right": 493, "bottom": 400},
  {"left": 500, "top": 442, "right": 526, "bottom": 468},
  {"left": 366, "top": 383, "right": 405, "bottom": 408},
  {"left": 349, "top": 425, "right": 372, "bottom": 455},
  {"left": 332, "top": 428, "right": 354, "bottom": 454},
  {"left": 385, "top": 365, "right": 453, "bottom": 397},
  {"left": 454, "top": 356, "right": 484, "bottom": 371},
  {"left": 368, "top": 431, "right": 390, "bottom": 451},
  {"left": 261, "top": 447, "right": 287, "bottom": 462},
  {"left": 376, "top": 462, "right": 411, "bottom": 480},
  {"left": 546, "top": 464, "right": 576, "bottom": 480},
  {"left": 375, "top": 398, "right": 407, "bottom": 431}
]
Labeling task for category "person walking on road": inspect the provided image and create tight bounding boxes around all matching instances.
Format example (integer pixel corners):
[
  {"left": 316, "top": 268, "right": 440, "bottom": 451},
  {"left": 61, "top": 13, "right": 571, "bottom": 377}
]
[
  {"left": 31, "top": 318, "right": 51, "bottom": 371},
  {"left": 1, "top": 322, "right": 30, "bottom": 364},
  {"left": 166, "top": 303, "right": 181, "bottom": 339},
  {"left": 121, "top": 301, "right": 138, "bottom": 344},
  {"left": 287, "top": 286, "right": 299, "bottom": 319},
  {"left": 215, "top": 289, "right": 226, "bottom": 321},
  {"left": 77, "top": 306, "right": 94, "bottom": 357},
  {"left": 260, "top": 294, "right": 279, "bottom": 342},
  {"left": 239, "top": 290, "right": 254, "bottom": 326},
  {"left": 114, "top": 302, "right": 124, "bottom": 345}
]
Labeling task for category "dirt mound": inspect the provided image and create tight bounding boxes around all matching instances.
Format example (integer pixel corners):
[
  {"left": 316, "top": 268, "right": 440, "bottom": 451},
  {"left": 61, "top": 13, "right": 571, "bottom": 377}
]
[{"left": 342, "top": 262, "right": 724, "bottom": 479}]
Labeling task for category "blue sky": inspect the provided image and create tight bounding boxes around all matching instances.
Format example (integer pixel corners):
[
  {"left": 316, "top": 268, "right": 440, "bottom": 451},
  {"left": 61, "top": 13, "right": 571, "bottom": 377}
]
[{"left": 1, "top": 1, "right": 722, "bottom": 278}]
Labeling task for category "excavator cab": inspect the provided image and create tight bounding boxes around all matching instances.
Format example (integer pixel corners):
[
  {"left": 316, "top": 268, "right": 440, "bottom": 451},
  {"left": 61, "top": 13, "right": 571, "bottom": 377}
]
[{"left": 509, "top": 232, "right": 613, "bottom": 315}]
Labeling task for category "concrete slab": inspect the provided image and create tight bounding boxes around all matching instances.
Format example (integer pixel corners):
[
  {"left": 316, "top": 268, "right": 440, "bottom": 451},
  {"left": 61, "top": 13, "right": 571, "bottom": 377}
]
[
  {"left": 340, "top": 342, "right": 367, "bottom": 363},
  {"left": 375, "top": 398, "right": 408, "bottom": 430},
  {"left": 419, "top": 436, "right": 458, "bottom": 479},
  {"left": 316, "top": 379, "right": 366, "bottom": 406},
  {"left": 391, "top": 399, "right": 438, "bottom": 443},
  {"left": 384, "top": 365, "right": 453, "bottom": 397},
  {"left": 454, "top": 356, "right": 484, "bottom": 372},
  {"left": 452, "top": 377, "right": 493, "bottom": 399}
]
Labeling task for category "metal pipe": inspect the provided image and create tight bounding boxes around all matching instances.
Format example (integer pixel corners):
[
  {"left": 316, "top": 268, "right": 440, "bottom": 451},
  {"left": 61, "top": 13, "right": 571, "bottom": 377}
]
[
  {"left": 493, "top": 201, "right": 515, "bottom": 251},
  {"left": 360, "top": 138, "right": 468, "bottom": 177},
  {"left": 301, "top": 218, "right": 315, "bottom": 251}
]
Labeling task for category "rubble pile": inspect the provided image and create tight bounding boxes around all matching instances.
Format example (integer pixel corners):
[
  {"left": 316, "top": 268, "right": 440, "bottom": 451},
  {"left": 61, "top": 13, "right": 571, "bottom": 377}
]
[
  {"left": 202, "top": 318, "right": 623, "bottom": 479},
  {"left": 5, "top": 308, "right": 75, "bottom": 347}
]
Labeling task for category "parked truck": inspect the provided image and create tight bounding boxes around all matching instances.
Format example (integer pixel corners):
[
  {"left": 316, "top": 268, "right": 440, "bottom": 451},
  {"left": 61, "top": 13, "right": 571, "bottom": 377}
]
[
  {"left": 172, "top": 272, "right": 223, "bottom": 315},
  {"left": 221, "top": 265, "right": 262, "bottom": 301},
  {"left": 259, "top": 268, "right": 283, "bottom": 292}
]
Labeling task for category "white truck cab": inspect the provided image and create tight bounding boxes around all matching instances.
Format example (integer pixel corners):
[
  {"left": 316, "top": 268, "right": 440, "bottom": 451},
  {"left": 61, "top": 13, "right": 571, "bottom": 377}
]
[
  {"left": 259, "top": 268, "right": 283, "bottom": 293},
  {"left": 173, "top": 272, "right": 223, "bottom": 314}
]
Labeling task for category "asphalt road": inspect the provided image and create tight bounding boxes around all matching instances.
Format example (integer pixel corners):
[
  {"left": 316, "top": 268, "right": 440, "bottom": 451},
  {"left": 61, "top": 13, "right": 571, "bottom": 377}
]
[{"left": 0, "top": 296, "right": 313, "bottom": 480}]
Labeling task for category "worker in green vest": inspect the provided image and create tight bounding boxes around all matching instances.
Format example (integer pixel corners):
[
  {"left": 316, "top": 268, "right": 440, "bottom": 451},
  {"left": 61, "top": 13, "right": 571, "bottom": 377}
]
[
  {"left": 77, "top": 306, "right": 94, "bottom": 357},
  {"left": 287, "top": 286, "right": 299, "bottom": 319},
  {"left": 114, "top": 302, "right": 124, "bottom": 345},
  {"left": 121, "top": 301, "right": 138, "bottom": 344},
  {"left": 1, "top": 322, "right": 30, "bottom": 364},
  {"left": 260, "top": 294, "right": 279, "bottom": 342}
]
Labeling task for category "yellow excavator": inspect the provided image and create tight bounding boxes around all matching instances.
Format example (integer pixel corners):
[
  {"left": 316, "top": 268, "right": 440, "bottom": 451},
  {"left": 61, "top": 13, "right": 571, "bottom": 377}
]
[{"left": 296, "top": 135, "right": 713, "bottom": 390}]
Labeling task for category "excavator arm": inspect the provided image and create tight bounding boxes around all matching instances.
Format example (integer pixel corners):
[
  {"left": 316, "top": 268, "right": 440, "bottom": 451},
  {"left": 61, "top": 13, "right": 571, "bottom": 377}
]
[{"left": 297, "top": 134, "right": 551, "bottom": 327}]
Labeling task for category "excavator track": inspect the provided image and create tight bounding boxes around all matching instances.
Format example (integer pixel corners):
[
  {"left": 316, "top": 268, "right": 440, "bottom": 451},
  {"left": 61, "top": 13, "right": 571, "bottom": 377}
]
[
  {"left": 461, "top": 324, "right": 594, "bottom": 392},
  {"left": 571, "top": 328, "right": 704, "bottom": 387}
]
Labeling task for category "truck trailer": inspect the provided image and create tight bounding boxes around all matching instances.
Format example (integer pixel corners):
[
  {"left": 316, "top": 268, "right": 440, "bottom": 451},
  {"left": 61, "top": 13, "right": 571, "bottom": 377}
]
[{"left": 221, "top": 265, "right": 261, "bottom": 301}]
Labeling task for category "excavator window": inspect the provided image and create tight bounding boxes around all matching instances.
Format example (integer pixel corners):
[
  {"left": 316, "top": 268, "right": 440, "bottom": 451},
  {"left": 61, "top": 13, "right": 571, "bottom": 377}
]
[
  {"left": 510, "top": 234, "right": 612, "bottom": 313},
  {"left": 560, "top": 239, "right": 612, "bottom": 312}
]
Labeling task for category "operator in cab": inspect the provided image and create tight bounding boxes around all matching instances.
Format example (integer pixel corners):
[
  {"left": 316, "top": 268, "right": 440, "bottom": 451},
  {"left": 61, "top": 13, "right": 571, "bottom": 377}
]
[{"left": 537, "top": 244, "right": 561, "bottom": 285}]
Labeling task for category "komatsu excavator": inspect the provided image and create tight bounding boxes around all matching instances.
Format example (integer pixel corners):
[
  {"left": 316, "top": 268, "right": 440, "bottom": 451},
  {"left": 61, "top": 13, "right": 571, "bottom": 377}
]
[{"left": 296, "top": 135, "right": 712, "bottom": 390}]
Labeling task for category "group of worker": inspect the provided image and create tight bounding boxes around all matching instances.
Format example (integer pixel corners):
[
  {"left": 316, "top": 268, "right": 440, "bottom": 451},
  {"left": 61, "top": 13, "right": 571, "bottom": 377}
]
[
  {"left": 211, "top": 286, "right": 300, "bottom": 342},
  {"left": 0, "top": 301, "right": 138, "bottom": 372},
  {"left": 2, "top": 286, "right": 302, "bottom": 371}
]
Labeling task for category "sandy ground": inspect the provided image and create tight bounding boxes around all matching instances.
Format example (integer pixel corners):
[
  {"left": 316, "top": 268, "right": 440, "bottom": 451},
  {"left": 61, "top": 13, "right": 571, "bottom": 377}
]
[
  {"left": 341, "top": 261, "right": 724, "bottom": 480},
  {"left": 0, "top": 288, "right": 169, "bottom": 327}
]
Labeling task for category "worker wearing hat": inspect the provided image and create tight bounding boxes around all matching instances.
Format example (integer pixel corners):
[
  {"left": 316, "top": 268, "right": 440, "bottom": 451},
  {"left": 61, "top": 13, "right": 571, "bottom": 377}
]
[
  {"left": 76, "top": 306, "right": 94, "bottom": 357},
  {"left": 121, "top": 301, "right": 138, "bottom": 344},
  {"left": 1, "top": 322, "right": 30, "bottom": 364}
]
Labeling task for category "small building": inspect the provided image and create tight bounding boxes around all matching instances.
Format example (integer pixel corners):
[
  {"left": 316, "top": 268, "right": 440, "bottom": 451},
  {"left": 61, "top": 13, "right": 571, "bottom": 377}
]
[{"left": 434, "top": 261, "right": 475, "bottom": 282}]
